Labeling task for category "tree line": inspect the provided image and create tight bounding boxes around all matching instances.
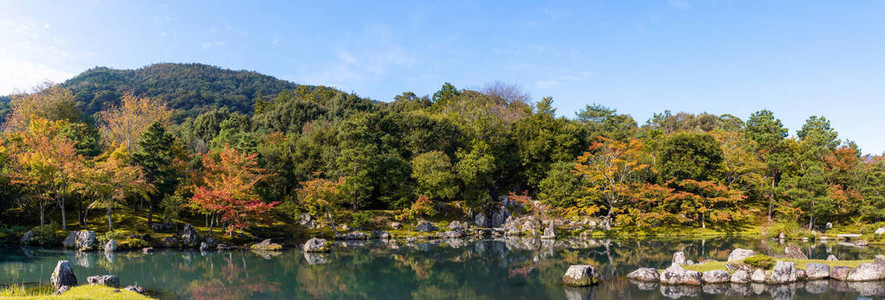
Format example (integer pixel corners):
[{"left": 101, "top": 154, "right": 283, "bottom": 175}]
[{"left": 1, "top": 77, "right": 883, "bottom": 235}]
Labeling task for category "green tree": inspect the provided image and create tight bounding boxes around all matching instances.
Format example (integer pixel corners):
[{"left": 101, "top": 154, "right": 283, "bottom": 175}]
[
  {"left": 411, "top": 151, "right": 459, "bottom": 202},
  {"left": 133, "top": 121, "right": 180, "bottom": 225},
  {"left": 745, "top": 109, "right": 791, "bottom": 220}
]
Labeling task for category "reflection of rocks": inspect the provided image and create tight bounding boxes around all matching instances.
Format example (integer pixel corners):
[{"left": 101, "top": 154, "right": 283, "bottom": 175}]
[
  {"left": 303, "top": 252, "right": 330, "bottom": 265},
  {"left": 804, "top": 280, "right": 829, "bottom": 294},
  {"left": 750, "top": 283, "right": 767, "bottom": 295},
  {"left": 70, "top": 251, "right": 95, "bottom": 268},
  {"left": 629, "top": 279, "right": 658, "bottom": 291},
  {"left": 728, "top": 248, "right": 754, "bottom": 262},
  {"left": 251, "top": 250, "right": 282, "bottom": 259},
  {"left": 728, "top": 283, "right": 752, "bottom": 296},
  {"left": 563, "top": 286, "right": 595, "bottom": 300},
  {"left": 702, "top": 283, "right": 729, "bottom": 294},
  {"left": 848, "top": 281, "right": 885, "bottom": 296},
  {"left": 831, "top": 280, "right": 851, "bottom": 292},
  {"left": 443, "top": 238, "right": 467, "bottom": 248},
  {"left": 659, "top": 285, "right": 700, "bottom": 299},
  {"left": 769, "top": 283, "right": 797, "bottom": 300}
]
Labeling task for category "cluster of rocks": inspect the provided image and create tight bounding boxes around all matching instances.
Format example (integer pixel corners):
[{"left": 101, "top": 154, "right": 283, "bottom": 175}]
[
  {"left": 49, "top": 260, "right": 146, "bottom": 296},
  {"left": 635, "top": 280, "right": 885, "bottom": 298},
  {"left": 62, "top": 230, "right": 96, "bottom": 251},
  {"left": 474, "top": 205, "right": 510, "bottom": 228},
  {"left": 561, "top": 265, "right": 600, "bottom": 286},
  {"left": 23, "top": 223, "right": 239, "bottom": 253},
  {"left": 499, "top": 215, "right": 557, "bottom": 239}
]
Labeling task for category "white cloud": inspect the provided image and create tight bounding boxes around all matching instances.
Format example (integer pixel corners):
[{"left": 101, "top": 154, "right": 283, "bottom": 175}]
[
  {"left": 0, "top": 58, "right": 74, "bottom": 94},
  {"left": 668, "top": 0, "right": 692, "bottom": 10},
  {"left": 0, "top": 17, "right": 79, "bottom": 94},
  {"left": 202, "top": 41, "right": 225, "bottom": 49}
]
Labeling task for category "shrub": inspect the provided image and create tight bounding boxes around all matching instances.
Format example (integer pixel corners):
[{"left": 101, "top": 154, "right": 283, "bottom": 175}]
[
  {"left": 351, "top": 211, "right": 373, "bottom": 230},
  {"left": 97, "top": 230, "right": 128, "bottom": 245},
  {"left": 27, "top": 222, "right": 63, "bottom": 246},
  {"left": 764, "top": 220, "right": 808, "bottom": 239},
  {"left": 743, "top": 254, "right": 775, "bottom": 269}
]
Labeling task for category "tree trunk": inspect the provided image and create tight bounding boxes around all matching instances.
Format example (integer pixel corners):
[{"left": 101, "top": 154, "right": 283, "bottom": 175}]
[
  {"left": 326, "top": 206, "right": 339, "bottom": 237},
  {"left": 768, "top": 175, "right": 776, "bottom": 221},
  {"left": 58, "top": 195, "right": 66, "bottom": 230},
  {"left": 604, "top": 206, "right": 613, "bottom": 230},
  {"left": 147, "top": 196, "right": 155, "bottom": 225},
  {"left": 107, "top": 206, "right": 113, "bottom": 231},
  {"left": 77, "top": 196, "right": 84, "bottom": 227},
  {"left": 39, "top": 203, "right": 45, "bottom": 226}
]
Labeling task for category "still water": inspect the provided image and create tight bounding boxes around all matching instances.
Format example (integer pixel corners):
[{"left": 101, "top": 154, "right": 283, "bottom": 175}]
[{"left": 1, "top": 237, "right": 884, "bottom": 299}]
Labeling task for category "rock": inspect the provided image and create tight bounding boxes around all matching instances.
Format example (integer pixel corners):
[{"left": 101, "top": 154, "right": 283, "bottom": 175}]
[
  {"left": 725, "top": 263, "right": 753, "bottom": 273},
  {"left": 672, "top": 251, "right": 686, "bottom": 265},
  {"left": 805, "top": 263, "right": 830, "bottom": 280},
  {"left": 830, "top": 266, "right": 851, "bottom": 281},
  {"left": 731, "top": 270, "right": 751, "bottom": 283},
  {"left": 87, "top": 275, "right": 120, "bottom": 288},
  {"left": 373, "top": 230, "right": 391, "bottom": 240},
  {"left": 199, "top": 242, "right": 209, "bottom": 251},
  {"left": 162, "top": 237, "right": 180, "bottom": 247},
  {"left": 55, "top": 285, "right": 70, "bottom": 295},
  {"left": 686, "top": 260, "right": 695, "bottom": 266},
  {"left": 659, "top": 264, "right": 702, "bottom": 285},
  {"left": 50, "top": 260, "right": 77, "bottom": 289},
  {"left": 303, "top": 238, "right": 333, "bottom": 252},
  {"left": 142, "top": 247, "right": 154, "bottom": 253},
  {"left": 783, "top": 244, "right": 808, "bottom": 259},
  {"left": 490, "top": 206, "right": 510, "bottom": 228},
  {"left": 339, "top": 224, "right": 349, "bottom": 231},
  {"left": 856, "top": 240, "right": 870, "bottom": 247},
  {"left": 150, "top": 222, "right": 176, "bottom": 233},
  {"left": 796, "top": 269, "right": 807, "bottom": 280},
  {"left": 20, "top": 230, "right": 34, "bottom": 244},
  {"left": 390, "top": 222, "right": 402, "bottom": 229},
  {"left": 728, "top": 248, "right": 755, "bottom": 262},
  {"left": 181, "top": 224, "right": 199, "bottom": 247},
  {"left": 447, "top": 221, "right": 464, "bottom": 231},
  {"left": 751, "top": 269, "right": 767, "bottom": 283},
  {"left": 768, "top": 261, "right": 798, "bottom": 284},
  {"left": 124, "top": 285, "right": 147, "bottom": 294},
  {"left": 626, "top": 267, "right": 659, "bottom": 282},
  {"left": 541, "top": 221, "right": 556, "bottom": 239},
  {"left": 875, "top": 227, "right": 885, "bottom": 235},
  {"left": 847, "top": 262, "right": 885, "bottom": 281},
  {"left": 416, "top": 222, "right": 439, "bottom": 232},
  {"left": 702, "top": 270, "right": 731, "bottom": 284},
  {"left": 474, "top": 212, "right": 488, "bottom": 227},
  {"left": 63, "top": 231, "right": 96, "bottom": 250},
  {"left": 251, "top": 239, "right": 282, "bottom": 251},
  {"left": 345, "top": 231, "right": 368, "bottom": 240},
  {"left": 297, "top": 213, "right": 317, "bottom": 228},
  {"left": 436, "top": 231, "right": 464, "bottom": 239},
  {"left": 561, "top": 265, "right": 599, "bottom": 286},
  {"left": 827, "top": 254, "right": 838, "bottom": 261},
  {"left": 104, "top": 239, "right": 116, "bottom": 253}
]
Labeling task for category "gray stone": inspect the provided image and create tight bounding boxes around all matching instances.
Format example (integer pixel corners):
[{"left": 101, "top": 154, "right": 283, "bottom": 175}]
[
  {"left": 783, "top": 244, "right": 807, "bottom": 259},
  {"left": 63, "top": 231, "right": 96, "bottom": 250},
  {"left": 702, "top": 270, "right": 731, "bottom": 284},
  {"left": 55, "top": 285, "right": 70, "bottom": 295},
  {"left": 181, "top": 224, "right": 199, "bottom": 247},
  {"left": 251, "top": 239, "right": 282, "bottom": 251},
  {"left": 725, "top": 262, "right": 753, "bottom": 273},
  {"left": 831, "top": 266, "right": 851, "bottom": 281},
  {"left": 150, "top": 222, "right": 176, "bottom": 233},
  {"left": 672, "top": 251, "right": 686, "bottom": 265},
  {"left": 373, "top": 230, "right": 391, "bottom": 240},
  {"left": 805, "top": 263, "right": 830, "bottom": 280},
  {"left": 447, "top": 221, "right": 464, "bottom": 231},
  {"left": 86, "top": 275, "right": 120, "bottom": 288},
  {"left": 827, "top": 254, "right": 838, "bottom": 261},
  {"left": 797, "top": 269, "right": 807, "bottom": 280},
  {"left": 659, "top": 264, "right": 702, "bottom": 285},
  {"left": 124, "top": 285, "right": 147, "bottom": 294},
  {"left": 751, "top": 269, "right": 767, "bottom": 283},
  {"left": 490, "top": 206, "right": 509, "bottom": 228},
  {"left": 728, "top": 248, "right": 755, "bottom": 262},
  {"left": 474, "top": 212, "right": 488, "bottom": 227},
  {"left": 825, "top": 222, "right": 833, "bottom": 230},
  {"left": 416, "top": 222, "right": 439, "bottom": 232},
  {"left": 104, "top": 239, "right": 116, "bottom": 253},
  {"left": 345, "top": 231, "right": 368, "bottom": 240},
  {"left": 303, "top": 238, "right": 332, "bottom": 252},
  {"left": 847, "top": 262, "right": 885, "bottom": 281},
  {"left": 50, "top": 260, "right": 77, "bottom": 289},
  {"left": 541, "top": 221, "right": 556, "bottom": 239},
  {"left": 142, "top": 247, "right": 154, "bottom": 253},
  {"left": 875, "top": 227, "right": 885, "bottom": 235},
  {"left": 730, "top": 270, "right": 751, "bottom": 283},
  {"left": 20, "top": 230, "right": 34, "bottom": 244},
  {"left": 199, "top": 242, "right": 209, "bottom": 251},
  {"left": 561, "top": 265, "right": 599, "bottom": 286},
  {"left": 626, "top": 267, "right": 659, "bottom": 282},
  {"left": 768, "top": 261, "right": 798, "bottom": 284},
  {"left": 390, "top": 222, "right": 402, "bottom": 229}
]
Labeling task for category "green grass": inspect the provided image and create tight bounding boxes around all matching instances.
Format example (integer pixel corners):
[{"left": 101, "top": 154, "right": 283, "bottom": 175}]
[
  {"left": 0, "top": 285, "right": 152, "bottom": 300},
  {"left": 682, "top": 259, "right": 875, "bottom": 273}
]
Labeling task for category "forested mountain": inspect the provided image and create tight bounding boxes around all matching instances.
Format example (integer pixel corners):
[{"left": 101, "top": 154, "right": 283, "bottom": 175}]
[{"left": 59, "top": 63, "right": 307, "bottom": 119}]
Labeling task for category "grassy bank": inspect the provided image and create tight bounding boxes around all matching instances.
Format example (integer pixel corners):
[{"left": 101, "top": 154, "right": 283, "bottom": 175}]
[{"left": 0, "top": 285, "right": 151, "bottom": 300}]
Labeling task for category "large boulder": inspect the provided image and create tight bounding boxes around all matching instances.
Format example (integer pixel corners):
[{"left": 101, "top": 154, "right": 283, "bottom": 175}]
[
  {"left": 875, "top": 227, "right": 885, "bottom": 235},
  {"left": 831, "top": 266, "right": 851, "bottom": 281},
  {"left": 672, "top": 251, "right": 686, "bottom": 266},
  {"left": 659, "top": 264, "right": 702, "bottom": 285},
  {"left": 561, "top": 265, "right": 599, "bottom": 286},
  {"left": 731, "top": 270, "right": 751, "bottom": 283},
  {"left": 416, "top": 222, "right": 439, "bottom": 232},
  {"left": 104, "top": 239, "right": 117, "bottom": 253},
  {"left": 86, "top": 275, "right": 120, "bottom": 288},
  {"left": 490, "top": 206, "right": 510, "bottom": 228},
  {"left": 63, "top": 231, "right": 96, "bottom": 250},
  {"left": 297, "top": 213, "right": 318, "bottom": 228},
  {"left": 474, "top": 212, "right": 488, "bottom": 228},
  {"left": 373, "top": 230, "right": 392, "bottom": 240},
  {"left": 626, "top": 267, "right": 659, "bottom": 282},
  {"left": 847, "top": 262, "right": 885, "bottom": 281},
  {"left": 768, "top": 261, "right": 798, "bottom": 284},
  {"left": 50, "top": 260, "right": 77, "bottom": 289},
  {"left": 751, "top": 269, "right": 768, "bottom": 283},
  {"left": 447, "top": 221, "right": 464, "bottom": 231},
  {"left": 702, "top": 270, "right": 731, "bottom": 284},
  {"left": 303, "top": 238, "right": 332, "bottom": 252},
  {"left": 199, "top": 242, "right": 209, "bottom": 251},
  {"left": 124, "top": 285, "right": 147, "bottom": 295},
  {"left": 805, "top": 263, "right": 830, "bottom": 280},
  {"left": 827, "top": 254, "right": 839, "bottom": 261},
  {"left": 251, "top": 239, "right": 282, "bottom": 251},
  {"left": 728, "top": 248, "right": 755, "bottom": 262},
  {"left": 181, "top": 224, "right": 199, "bottom": 247},
  {"left": 783, "top": 244, "right": 808, "bottom": 259},
  {"left": 20, "top": 230, "right": 34, "bottom": 244},
  {"left": 345, "top": 231, "right": 368, "bottom": 240},
  {"left": 541, "top": 221, "right": 556, "bottom": 239}
]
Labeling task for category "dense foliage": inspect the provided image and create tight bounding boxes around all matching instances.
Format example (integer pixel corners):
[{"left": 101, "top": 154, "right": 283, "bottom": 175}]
[{"left": 1, "top": 63, "right": 884, "bottom": 235}]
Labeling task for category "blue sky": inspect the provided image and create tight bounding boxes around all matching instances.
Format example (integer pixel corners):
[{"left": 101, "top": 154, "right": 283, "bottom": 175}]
[{"left": 2, "top": 0, "right": 885, "bottom": 153}]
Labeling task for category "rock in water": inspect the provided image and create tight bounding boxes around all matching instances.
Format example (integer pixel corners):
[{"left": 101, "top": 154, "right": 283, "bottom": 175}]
[
  {"left": 728, "top": 248, "right": 755, "bottom": 262},
  {"left": 416, "top": 222, "right": 439, "bottom": 232},
  {"left": 124, "top": 285, "right": 147, "bottom": 294},
  {"left": 303, "top": 238, "right": 332, "bottom": 252},
  {"left": 87, "top": 275, "right": 120, "bottom": 288},
  {"left": 50, "top": 260, "right": 77, "bottom": 289},
  {"left": 797, "top": 269, "right": 807, "bottom": 280},
  {"left": 626, "top": 268, "right": 659, "bottom": 282},
  {"left": 847, "top": 262, "right": 885, "bottom": 281},
  {"left": 768, "top": 261, "right": 798, "bottom": 284},
  {"left": 20, "top": 230, "right": 34, "bottom": 244},
  {"left": 474, "top": 212, "right": 488, "bottom": 228},
  {"left": 827, "top": 254, "right": 839, "bottom": 261},
  {"left": 104, "top": 239, "right": 117, "bottom": 253},
  {"left": 672, "top": 252, "right": 686, "bottom": 266},
  {"left": 783, "top": 244, "right": 808, "bottom": 259},
  {"left": 541, "top": 221, "right": 556, "bottom": 239},
  {"left": 63, "top": 232, "right": 78, "bottom": 248},
  {"left": 251, "top": 239, "right": 282, "bottom": 251},
  {"left": 181, "top": 224, "right": 199, "bottom": 247},
  {"left": 751, "top": 269, "right": 767, "bottom": 283},
  {"left": 659, "top": 264, "right": 702, "bottom": 285},
  {"left": 561, "top": 265, "right": 599, "bottom": 286},
  {"left": 730, "top": 270, "right": 751, "bottom": 283},
  {"left": 702, "top": 270, "right": 731, "bottom": 284},
  {"left": 831, "top": 266, "right": 851, "bottom": 281},
  {"left": 447, "top": 221, "right": 464, "bottom": 231},
  {"left": 805, "top": 263, "right": 830, "bottom": 280},
  {"left": 199, "top": 242, "right": 209, "bottom": 251}
]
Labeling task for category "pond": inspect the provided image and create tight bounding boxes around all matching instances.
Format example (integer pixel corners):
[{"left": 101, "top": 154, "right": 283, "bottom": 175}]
[{"left": 1, "top": 237, "right": 884, "bottom": 299}]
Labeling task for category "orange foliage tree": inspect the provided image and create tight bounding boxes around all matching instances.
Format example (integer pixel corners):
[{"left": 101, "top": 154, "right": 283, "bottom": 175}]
[{"left": 96, "top": 93, "right": 172, "bottom": 153}]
